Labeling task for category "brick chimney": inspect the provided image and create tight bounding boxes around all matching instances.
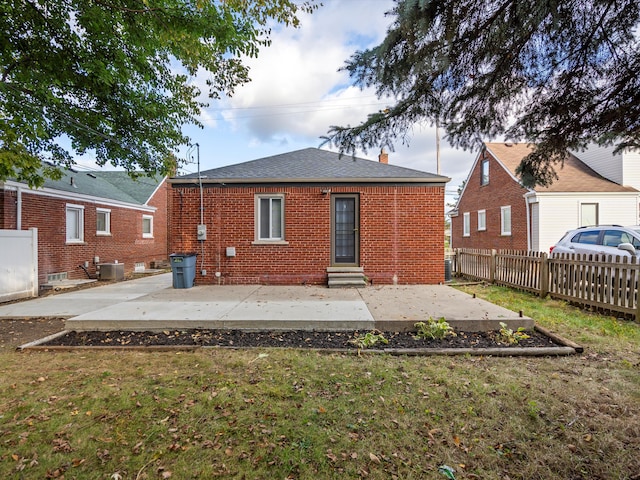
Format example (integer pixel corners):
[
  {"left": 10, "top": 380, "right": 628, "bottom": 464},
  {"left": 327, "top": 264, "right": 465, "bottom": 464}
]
[{"left": 378, "top": 148, "right": 388, "bottom": 164}]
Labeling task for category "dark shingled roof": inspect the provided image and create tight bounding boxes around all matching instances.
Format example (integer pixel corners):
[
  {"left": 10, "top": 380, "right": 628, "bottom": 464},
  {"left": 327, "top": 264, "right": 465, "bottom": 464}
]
[
  {"left": 32, "top": 167, "right": 164, "bottom": 205},
  {"left": 174, "top": 148, "right": 449, "bottom": 184}
]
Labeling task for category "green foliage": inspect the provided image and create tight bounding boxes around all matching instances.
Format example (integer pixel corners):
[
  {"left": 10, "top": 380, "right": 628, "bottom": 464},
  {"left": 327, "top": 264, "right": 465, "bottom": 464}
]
[
  {"left": 325, "top": 0, "right": 640, "bottom": 188},
  {"left": 496, "top": 322, "right": 531, "bottom": 345},
  {"left": 348, "top": 330, "right": 389, "bottom": 351},
  {"left": 0, "top": 0, "right": 317, "bottom": 187},
  {"left": 413, "top": 317, "right": 456, "bottom": 340}
]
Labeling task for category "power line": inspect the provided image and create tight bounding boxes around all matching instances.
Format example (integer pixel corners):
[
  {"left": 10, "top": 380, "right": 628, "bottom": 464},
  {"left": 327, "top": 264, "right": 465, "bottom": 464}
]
[
  {"left": 217, "top": 102, "right": 390, "bottom": 120},
  {"left": 204, "top": 94, "right": 382, "bottom": 111}
]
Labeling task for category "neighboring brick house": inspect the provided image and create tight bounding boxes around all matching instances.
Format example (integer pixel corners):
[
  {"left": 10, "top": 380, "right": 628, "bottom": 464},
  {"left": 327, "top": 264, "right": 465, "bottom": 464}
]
[
  {"left": 450, "top": 142, "right": 640, "bottom": 252},
  {"left": 169, "top": 148, "right": 450, "bottom": 286},
  {"left": 0, "top": 167, "right": 169, "bottom": 285}
]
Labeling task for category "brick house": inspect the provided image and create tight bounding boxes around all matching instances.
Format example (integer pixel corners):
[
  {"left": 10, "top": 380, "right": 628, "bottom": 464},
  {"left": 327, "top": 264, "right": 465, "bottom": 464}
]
[
  {"left": 449, "top": 142, "right": 640, "bottom": 252},
  {"left": 0, "top": 167, "right": 169, "bottom": 285},
  {"left": 168, "top": 148, "right": 450, "bottom": 286}
]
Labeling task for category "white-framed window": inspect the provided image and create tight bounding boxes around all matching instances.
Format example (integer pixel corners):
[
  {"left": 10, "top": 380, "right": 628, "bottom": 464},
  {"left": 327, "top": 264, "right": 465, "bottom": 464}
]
[
  {"left": 255, "top": 194, "right": 285, "bottom": 241},
  {"left": 66, "top": 204, "right": 85, "bottom": 243},
  {"left": 580, "top": 203, "right": 599, "bottom": 226},
  {"left": 96, "top": 208, "right": 111, "bottom": 235},
  {"left": 480, "top": 159, "right": 489, "bottom": 185},
  {"left": 477, "top": 210, "right": 486, "bottom": 231},
  {"left": 501, "top": 206, "right": 512, "bottom": 236},
  {"left": 463, "top": 212, "right": 471, "bottom": 237},
  {"left": 142, "top": 215, "right": 153, "bottom": 238}
]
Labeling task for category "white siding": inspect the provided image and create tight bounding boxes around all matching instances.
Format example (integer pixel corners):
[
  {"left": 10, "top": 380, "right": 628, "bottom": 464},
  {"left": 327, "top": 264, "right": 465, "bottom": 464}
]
[
  {"left": 572, "top": 143, "right": 622, "bottom": 184},
  {"left": 535, "top": 193, "right": 640, "bottom": 252},
  {"left": 622, "top": 149, "right": 640, "bottom": 190}
]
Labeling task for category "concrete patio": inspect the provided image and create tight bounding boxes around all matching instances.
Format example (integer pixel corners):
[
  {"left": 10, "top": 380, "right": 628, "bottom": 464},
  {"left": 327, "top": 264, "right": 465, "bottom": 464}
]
[{"left": 0, "top": 273, "right": 533, "bottom": 332}]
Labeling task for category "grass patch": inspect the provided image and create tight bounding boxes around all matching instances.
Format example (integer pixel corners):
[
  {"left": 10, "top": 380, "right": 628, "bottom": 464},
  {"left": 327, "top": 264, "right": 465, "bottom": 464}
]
[
  {"left": 456, "top": 283, "right": 640, "bottom": 354},
  {"left": 1, "top": 286, "right": 639, "bottom": 478}
]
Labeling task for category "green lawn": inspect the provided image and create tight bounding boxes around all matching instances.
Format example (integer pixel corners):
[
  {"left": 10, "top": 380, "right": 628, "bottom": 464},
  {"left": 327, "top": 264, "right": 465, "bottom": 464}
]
[{"left": 1, "top": 285, "right": 639, "bottom": 479}]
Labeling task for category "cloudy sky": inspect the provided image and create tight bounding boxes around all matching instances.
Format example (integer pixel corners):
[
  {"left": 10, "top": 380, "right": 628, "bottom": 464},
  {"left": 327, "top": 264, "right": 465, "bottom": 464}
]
[
  {"left": 176, "top": 0, "right": 477, "bottom": 202},
  {"left": 69, "top": 0, "right": 475, "bottom": 203}
]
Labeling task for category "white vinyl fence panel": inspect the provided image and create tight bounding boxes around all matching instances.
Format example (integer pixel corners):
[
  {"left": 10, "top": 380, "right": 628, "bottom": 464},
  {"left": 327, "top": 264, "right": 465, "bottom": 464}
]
[{"left": 0, "top": 228, "right": 38, "bottom": 302}]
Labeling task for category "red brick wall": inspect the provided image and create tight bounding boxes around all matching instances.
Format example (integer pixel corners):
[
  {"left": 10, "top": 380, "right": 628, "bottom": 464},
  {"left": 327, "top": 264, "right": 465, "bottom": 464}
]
[
  {"left": 4, "top": 181, "right": 169, "bottom": 285},
  {"left": 169, "top": 184, "right": 445, "bottom": 285},
  {"left": 451, "top": 150, "right": 529, "bottom": 250},
  {"left": 0, "top": 188, "right": 18, "bottom": 229}
]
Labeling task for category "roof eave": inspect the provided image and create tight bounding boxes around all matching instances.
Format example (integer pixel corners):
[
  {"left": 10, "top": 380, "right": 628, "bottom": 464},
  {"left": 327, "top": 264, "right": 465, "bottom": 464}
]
[{"left": 169, "top": 176, "right": 451, "bottom": 185}]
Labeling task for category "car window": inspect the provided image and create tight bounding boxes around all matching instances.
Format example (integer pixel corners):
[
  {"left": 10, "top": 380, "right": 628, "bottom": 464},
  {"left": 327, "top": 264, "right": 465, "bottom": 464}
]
[
  {"left": 603, "top": 230, "right": 625, "bottom": 247},
  {"left": 571, "top": 231, "right": 600, "bottom": 245}
]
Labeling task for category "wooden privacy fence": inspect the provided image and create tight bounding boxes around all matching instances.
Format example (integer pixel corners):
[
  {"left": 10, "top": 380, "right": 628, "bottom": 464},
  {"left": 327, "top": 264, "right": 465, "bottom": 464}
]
[{"left": 454, "top": 248, "right": 640, "bottom": 320}]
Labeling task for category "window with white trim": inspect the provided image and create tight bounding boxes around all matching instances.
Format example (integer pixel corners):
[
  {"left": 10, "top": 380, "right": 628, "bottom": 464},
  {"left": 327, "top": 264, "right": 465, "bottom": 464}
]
[
  {"left": 477, "top": 210, "right": 486, "bottom": 231},
  {"left": 501, "top": 206, "right": 512, "bottom": 236},
  {"left": 66, "top": 204, "right": 84, "bottom": 243},
  {"left": 142, "top": 215, "right": 153, "bottom": 238},
  {"left": 96, "top": 208, "right": 111, "bottom": 235},
  {"left": 256, "top": 194, "right": 285, "bottom": 241},
  {"left": 463, "top": 212, "right": 470, "bottom": 237}
]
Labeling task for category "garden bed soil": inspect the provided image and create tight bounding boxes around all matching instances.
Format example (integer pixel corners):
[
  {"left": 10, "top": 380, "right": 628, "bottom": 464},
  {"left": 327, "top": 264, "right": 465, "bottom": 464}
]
[{"left": 40, "top": 327, "right": 563, "bottom": 350}]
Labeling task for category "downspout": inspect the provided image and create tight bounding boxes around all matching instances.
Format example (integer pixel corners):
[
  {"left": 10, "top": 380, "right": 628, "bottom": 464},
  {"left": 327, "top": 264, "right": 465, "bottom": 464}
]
[
  {"left": 16, "top": 186, "right": 22, "bottom": 230},
  {"left": 524, "top": 192, "right": 537, "bottom": 251},
  {"left": 525, "top": 195, "right": 531, "bottom": 251}
]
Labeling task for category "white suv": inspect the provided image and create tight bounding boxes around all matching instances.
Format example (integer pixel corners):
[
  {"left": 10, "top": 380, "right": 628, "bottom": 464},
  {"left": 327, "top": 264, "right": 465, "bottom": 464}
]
[{"left": 550, "top": 225, "right": 640, "bottom": 258}]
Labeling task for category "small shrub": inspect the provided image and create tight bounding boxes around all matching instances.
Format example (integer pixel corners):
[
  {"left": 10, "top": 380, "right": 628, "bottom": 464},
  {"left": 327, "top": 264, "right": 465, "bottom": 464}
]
[
  {"left": 349, "top": 330, "right": 388, "bottom": 351},
  {"left": 496, "top": 322, "right": 530, "bottom": 345},
  {"left": 413, "top": 317, "right": 456, "bottom": 340}
]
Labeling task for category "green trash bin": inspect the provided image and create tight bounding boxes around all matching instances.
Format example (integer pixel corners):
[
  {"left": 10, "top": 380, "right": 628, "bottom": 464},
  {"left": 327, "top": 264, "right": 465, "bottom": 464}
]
[{"left": 169, "top": 253, "right": 197, "bottom": 288}]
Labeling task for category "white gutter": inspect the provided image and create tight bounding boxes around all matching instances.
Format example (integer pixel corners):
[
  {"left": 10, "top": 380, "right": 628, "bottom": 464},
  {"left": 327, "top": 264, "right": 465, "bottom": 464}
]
[
  {"left": 17, "top": 186, "right": 22, "bottom": 230},
  {"left": 168, "top": 176, "right": 451, "bottom": 185}
]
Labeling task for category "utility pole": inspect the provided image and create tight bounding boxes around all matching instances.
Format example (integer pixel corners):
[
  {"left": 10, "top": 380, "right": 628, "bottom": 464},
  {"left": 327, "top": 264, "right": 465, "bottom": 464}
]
[{"left": 436, "top": 118, "right": 441, "bottom": 175}]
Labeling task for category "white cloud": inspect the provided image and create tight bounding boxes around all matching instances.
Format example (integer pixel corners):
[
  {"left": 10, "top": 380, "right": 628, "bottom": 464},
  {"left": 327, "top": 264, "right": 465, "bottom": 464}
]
[
  {"left": 185, "top": 0, "right": 478, "bottom": 196},
  {"left": 205, "top": 0, "right": 394, "bottom": 144}
]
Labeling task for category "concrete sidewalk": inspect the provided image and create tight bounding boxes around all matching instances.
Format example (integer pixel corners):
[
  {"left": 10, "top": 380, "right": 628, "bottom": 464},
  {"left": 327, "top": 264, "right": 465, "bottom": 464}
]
[{"left": 0, "top": 273, "right": 532, "bottom": 332}]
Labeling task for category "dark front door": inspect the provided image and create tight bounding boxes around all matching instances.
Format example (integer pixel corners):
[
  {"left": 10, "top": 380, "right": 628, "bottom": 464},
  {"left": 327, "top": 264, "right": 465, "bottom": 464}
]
[{"left": 331, "top": 194, "right": 359, "bottom": 266}]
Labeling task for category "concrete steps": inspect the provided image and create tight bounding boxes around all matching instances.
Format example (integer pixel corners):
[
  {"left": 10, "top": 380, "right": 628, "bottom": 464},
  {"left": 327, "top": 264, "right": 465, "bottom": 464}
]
[{"left": 327, "top": 266, "right": 367, "bottom": 288}]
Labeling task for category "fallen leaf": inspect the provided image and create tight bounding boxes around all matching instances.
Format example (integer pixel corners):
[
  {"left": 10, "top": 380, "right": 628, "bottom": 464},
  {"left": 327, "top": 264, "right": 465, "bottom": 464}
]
[{"left": 369, "top": 452, "right": 381, "bottom": 464}]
